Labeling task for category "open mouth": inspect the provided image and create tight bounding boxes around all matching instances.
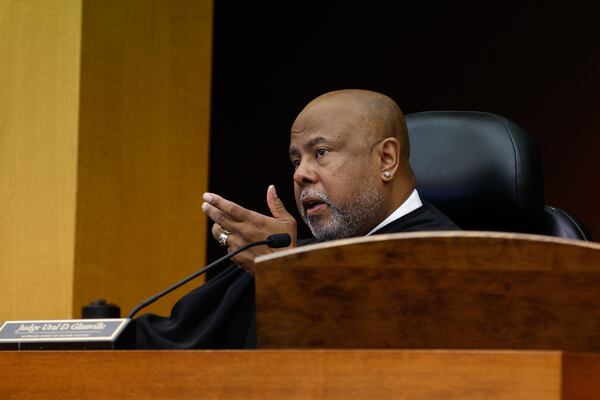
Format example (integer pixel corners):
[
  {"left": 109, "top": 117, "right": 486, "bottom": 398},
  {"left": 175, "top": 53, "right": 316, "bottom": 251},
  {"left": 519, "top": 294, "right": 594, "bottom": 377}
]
[{"left": 302, "top": 198, "right": 328, "bottom": 217}]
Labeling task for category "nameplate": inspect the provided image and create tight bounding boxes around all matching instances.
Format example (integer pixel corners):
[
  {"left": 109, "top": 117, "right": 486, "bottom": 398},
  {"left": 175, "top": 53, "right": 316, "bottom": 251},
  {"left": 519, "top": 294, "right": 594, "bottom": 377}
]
[{"left": 0, "top": 319, "right": 131, "bottom": 350}]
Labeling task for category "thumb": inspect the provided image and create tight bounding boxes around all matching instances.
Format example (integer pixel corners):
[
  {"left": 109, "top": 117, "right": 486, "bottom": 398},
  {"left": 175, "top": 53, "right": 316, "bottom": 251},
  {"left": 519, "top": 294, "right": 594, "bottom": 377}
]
[{"left": 266, "top": 185, "right": 292, "bottom": 219}]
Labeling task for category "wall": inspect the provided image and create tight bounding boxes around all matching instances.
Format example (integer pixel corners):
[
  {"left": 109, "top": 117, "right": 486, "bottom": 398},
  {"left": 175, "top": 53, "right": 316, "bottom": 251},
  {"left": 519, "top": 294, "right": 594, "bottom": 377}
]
[
  {"left": 73, "top": 0, "right": 213, "bottom": 319},
  {"left": 0, "top": 0, "right": 81, "bottom": 319},
  {"left": 0, "top": 0, "right": 213, "bottom": 321}
]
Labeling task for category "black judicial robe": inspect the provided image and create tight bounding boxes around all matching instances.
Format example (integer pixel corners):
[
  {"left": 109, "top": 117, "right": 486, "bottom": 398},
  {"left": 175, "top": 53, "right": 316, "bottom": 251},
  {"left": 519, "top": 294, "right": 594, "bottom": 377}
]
[{"left": 134, "top": 201, "right": 458, "bottom": 349}]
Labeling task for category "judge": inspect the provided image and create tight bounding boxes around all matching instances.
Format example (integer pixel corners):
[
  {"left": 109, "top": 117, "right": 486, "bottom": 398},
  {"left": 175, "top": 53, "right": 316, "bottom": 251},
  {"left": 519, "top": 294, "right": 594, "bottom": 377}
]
[{"left": 135, "top": 89, "right": 458, "bottom": 348}]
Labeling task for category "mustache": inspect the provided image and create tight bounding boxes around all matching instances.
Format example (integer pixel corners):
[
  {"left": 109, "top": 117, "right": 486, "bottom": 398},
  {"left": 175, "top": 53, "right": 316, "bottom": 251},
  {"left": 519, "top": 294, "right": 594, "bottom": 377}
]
[
  {"left": 299, "top": 189, "right": 332, "bottom": 206},
  {"left": 299, "top": 189, "right": 333, "bottom": 220}
]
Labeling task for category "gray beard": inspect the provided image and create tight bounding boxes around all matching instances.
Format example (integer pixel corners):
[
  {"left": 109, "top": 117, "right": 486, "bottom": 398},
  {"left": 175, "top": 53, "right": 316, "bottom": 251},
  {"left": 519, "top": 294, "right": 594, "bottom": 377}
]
[{"left": 300, "top": 184, "right": 383, "bottom": 241}]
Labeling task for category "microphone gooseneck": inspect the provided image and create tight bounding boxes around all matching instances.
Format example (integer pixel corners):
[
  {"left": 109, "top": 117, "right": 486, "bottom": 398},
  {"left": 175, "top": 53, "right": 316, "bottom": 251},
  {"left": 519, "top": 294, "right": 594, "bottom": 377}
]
[{"left": 126, "top": 233, "right": 291, "bottom": 319}]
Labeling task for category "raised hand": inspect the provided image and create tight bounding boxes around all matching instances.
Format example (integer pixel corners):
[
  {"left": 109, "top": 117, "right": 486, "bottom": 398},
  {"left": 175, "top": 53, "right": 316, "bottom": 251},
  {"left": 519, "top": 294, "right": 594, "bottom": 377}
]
[{"left": 202, "top": 185, "right": 297, "bottom": 272}]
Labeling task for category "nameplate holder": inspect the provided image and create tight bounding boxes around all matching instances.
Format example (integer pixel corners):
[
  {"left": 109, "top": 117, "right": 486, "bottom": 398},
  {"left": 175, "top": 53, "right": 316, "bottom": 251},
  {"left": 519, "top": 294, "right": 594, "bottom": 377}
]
[{"left": 0, "top": 318, "right": 133, "bottom": 350}]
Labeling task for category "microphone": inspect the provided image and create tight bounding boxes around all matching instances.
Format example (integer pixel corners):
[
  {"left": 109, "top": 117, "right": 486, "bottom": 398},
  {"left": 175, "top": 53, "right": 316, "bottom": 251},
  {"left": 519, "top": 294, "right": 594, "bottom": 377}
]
[
  {"left": 265, "top": 233, "right": 292, "bottom": 248},
  {"left": 126, "top": 233, "right": 291, "bottom": 319}
]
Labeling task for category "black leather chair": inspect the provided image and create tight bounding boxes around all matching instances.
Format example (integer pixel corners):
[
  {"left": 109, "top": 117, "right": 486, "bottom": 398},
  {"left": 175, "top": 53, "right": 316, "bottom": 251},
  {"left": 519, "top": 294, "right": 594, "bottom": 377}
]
[{"left": 406, "top": 111, "right": 590, "bottom": 240}]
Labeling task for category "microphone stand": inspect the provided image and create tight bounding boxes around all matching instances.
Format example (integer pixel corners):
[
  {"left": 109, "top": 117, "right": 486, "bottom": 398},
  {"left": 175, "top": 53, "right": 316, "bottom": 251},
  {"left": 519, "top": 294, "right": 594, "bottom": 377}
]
[{"left": 127, "top": 239, "right": 270, "bottom": 319}]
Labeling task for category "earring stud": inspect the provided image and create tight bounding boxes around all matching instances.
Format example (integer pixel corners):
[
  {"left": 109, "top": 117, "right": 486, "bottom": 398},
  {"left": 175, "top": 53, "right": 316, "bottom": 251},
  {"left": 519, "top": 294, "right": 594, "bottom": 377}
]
[{"left": 383, "top": 171, "right": 392, "bottom": 179}]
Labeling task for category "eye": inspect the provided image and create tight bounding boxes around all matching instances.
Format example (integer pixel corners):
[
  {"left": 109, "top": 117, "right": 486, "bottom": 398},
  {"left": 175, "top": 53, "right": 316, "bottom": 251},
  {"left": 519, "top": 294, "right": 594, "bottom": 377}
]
[
  {"left": 315, "top": 148, "right": 329, "bottom": 158},
  {"left": 291, "top": 159, "right": 301, "bottom": 169}
]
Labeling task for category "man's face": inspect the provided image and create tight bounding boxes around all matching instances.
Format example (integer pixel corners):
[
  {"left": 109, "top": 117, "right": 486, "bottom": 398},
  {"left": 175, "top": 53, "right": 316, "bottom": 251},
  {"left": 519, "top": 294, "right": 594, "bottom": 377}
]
[{"left": 289, "top": 103, "right": 384, "bottom": 240}]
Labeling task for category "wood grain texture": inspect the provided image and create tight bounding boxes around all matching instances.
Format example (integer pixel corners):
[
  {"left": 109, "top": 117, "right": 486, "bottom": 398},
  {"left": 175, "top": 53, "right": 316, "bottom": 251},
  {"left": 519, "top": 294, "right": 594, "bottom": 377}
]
[
  {"left": 254, "top": 232, "right": 600, "bottom": 349},
  {"left": 563, "top": 352, "right": 600, "bottom": 400},
  {"left": 72, "top": 0, "right": 213, "bottom": 317},
  {"left": 3, "top": 350, "right": 595, "bottom": 400},
  {"left": 0, "top": 0, "right": 82, "bottom": 320},
  {"left": 0, "top": 0, "right": 212, "bottom": 322}
]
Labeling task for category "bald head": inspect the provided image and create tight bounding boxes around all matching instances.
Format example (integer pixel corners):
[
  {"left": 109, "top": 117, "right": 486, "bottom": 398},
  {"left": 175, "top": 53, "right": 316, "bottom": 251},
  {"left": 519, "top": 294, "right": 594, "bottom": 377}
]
[
  {"left": 292, "top": 89, "right": 410, "bottom": 159},
  {"left": 289, "top": 89, "right": 416, "bottom": 240}
]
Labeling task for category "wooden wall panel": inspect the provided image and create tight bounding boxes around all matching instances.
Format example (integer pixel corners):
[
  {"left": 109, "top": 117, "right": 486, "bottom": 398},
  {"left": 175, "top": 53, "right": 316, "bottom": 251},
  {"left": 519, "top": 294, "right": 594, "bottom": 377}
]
[
  {"left": 0, "top": 0, "right": 212, "bottom": 321},
  {"left": 0, "top": 0, "right": 82, "bottom": 320},
  {"left": 73, "top": 0, "right": 213, "bottom": 317}
]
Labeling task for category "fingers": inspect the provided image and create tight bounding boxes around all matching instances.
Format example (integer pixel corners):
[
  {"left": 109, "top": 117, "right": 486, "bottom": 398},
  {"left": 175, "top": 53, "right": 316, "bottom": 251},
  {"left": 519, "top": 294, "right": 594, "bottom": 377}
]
[
  {"left": 203, "top": 193, "right": 250, "bottom": 222},
  {"left": 211, "top": 223, "right": 225, "bottom": 241},
  {"left": 203, "top": 201, "right": 239, "bottom": 232},
  {"left": 266, "top": 185, "right": 292, "bottom": 219},
  {"left": 203, "top": 192, "right": 264, "bottom": 235},
  {"left": 212, "top": 223, "right": 240, "bottom": 253},
  {"left": 204, "top": 190, "right": 297, "bottom": 264},
  {"left": 211, "top": 223, "right": 230, "bottom": 247}
]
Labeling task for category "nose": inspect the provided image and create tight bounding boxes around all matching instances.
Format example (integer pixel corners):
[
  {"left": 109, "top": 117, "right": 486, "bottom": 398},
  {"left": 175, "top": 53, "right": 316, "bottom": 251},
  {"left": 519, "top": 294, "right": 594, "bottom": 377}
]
[{"left": 293, "top": 159, "right": 317, "bottom": 186}]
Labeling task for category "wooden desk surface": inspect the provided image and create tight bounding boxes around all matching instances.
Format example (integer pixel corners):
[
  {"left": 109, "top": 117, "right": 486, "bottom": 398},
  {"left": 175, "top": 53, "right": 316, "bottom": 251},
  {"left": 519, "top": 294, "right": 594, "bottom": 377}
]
[{"left": 1, "top": 350, "right": 599, "bottom": 399}]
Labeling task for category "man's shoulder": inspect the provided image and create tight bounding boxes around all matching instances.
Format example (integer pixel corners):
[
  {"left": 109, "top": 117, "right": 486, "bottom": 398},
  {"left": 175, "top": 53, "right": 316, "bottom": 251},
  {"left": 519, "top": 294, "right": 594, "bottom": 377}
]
[{"left": 371, "top": 201, "right": 459, "bottom": 235}]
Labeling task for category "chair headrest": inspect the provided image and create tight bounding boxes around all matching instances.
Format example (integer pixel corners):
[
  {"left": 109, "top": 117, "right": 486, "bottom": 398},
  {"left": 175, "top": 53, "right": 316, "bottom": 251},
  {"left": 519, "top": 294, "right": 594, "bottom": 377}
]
[{"left": 406, "top": 111, "right": 545, "bottom": 231}]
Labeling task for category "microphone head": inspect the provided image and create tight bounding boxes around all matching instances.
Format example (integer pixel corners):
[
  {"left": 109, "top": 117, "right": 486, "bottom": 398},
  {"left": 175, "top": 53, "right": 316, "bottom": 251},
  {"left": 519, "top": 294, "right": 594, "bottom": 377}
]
[{"left": 266, "top": 233, "right": 292, "bottom": 248}]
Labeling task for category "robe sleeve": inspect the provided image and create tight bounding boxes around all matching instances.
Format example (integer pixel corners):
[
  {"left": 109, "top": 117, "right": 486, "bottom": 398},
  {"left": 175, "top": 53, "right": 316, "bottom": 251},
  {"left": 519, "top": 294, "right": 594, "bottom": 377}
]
[{"left": 134, "top": 264, "right": 257, "bottom": 349}]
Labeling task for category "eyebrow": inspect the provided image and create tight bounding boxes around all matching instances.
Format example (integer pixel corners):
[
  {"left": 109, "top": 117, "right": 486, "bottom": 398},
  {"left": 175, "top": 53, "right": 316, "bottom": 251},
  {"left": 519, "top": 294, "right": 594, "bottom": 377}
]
[
  {"left": 289, "top": 136, "right": 328, "bottom": 157},
  {"left": 307, "top": 136, "right": 327, "bottom": 147}
]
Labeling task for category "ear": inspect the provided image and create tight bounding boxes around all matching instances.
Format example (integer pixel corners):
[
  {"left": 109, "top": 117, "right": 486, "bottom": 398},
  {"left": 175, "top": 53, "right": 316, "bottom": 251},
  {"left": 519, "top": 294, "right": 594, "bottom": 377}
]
[{"left": 378, "top": 137, "right": 400, "bottom": 182}]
